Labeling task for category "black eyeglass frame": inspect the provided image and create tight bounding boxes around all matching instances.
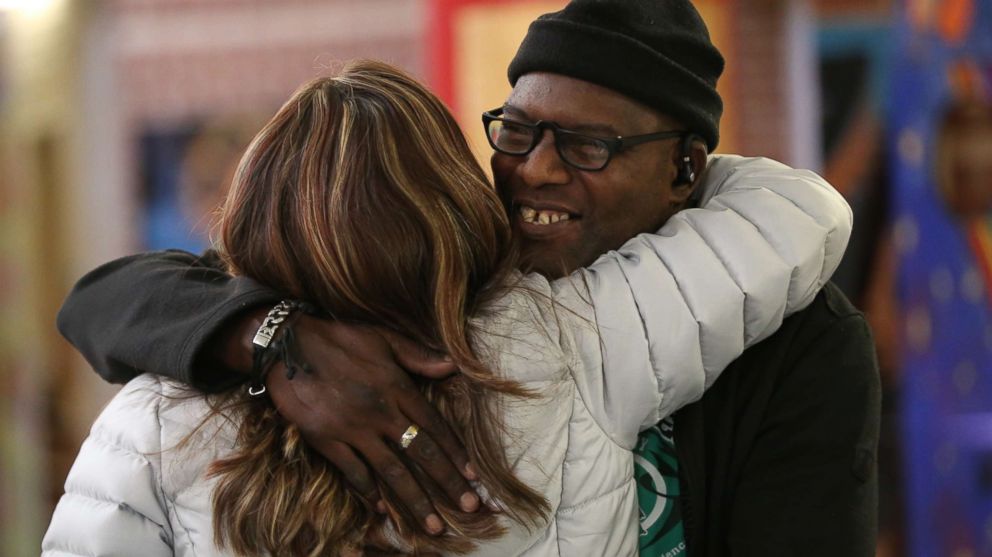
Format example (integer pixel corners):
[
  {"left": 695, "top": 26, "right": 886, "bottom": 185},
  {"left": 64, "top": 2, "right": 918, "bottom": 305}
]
[{"left": 482, "top": 107, "right": 687, "bottom": 171}]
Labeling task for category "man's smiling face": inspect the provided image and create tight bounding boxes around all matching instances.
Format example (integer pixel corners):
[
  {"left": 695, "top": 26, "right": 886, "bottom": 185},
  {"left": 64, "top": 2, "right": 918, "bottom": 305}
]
[{"left": 491, "top": 73, "right": 691, "bottom": 278}]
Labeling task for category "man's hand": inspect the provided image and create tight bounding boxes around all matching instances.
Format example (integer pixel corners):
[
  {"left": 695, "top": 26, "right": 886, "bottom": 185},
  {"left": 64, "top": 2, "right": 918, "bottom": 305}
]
[{"left": 263, "top": 316, "right": 481, "bottom": 535}]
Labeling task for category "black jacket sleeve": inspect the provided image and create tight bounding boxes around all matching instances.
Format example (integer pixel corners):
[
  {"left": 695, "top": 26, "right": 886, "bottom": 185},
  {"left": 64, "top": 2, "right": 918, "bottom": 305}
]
[{"left": 56, "top": 249, "right": 283, "bottom": 391}]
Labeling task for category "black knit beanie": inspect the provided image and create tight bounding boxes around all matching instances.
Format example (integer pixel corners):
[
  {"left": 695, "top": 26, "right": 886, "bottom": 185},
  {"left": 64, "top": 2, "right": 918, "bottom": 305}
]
[{"left": 507, "top": 0, "right": 725, "bottom": 150}]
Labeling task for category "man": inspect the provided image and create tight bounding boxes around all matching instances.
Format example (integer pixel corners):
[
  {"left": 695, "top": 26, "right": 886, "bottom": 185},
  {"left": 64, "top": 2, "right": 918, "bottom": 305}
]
[{"left": 58, "top": 1, "right": 879, "bottom": 555}]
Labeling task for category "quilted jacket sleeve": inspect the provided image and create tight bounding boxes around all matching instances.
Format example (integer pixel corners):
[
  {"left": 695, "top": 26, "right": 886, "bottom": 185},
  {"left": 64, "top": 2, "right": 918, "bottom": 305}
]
[
  {"left": 548, "top": 155, "right": 852, "bottom": 448},
  {"left": 41, "top": 377, "right": 174, "bottom": 557}
]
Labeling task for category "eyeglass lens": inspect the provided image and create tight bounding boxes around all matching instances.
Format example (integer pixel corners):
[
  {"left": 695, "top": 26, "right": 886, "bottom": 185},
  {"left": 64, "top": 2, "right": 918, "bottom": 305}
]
[{"left": 487, "top": 118, "right": 611, "bottom": 170}]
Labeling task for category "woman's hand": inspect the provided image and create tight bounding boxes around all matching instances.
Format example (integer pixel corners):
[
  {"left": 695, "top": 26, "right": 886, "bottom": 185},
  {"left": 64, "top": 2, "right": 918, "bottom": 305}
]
[{"left": 263, "top": 315, "right": 481, "bottom": 535}]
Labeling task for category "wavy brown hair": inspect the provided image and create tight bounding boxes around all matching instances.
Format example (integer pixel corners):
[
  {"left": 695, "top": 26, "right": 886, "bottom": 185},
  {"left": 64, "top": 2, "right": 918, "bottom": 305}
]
[{"left": 207, "top": 60, "right": 548, "bottom": 555}]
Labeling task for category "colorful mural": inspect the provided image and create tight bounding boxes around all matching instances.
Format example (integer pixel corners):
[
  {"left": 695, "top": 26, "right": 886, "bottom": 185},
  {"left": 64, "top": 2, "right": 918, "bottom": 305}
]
[{"left": 890, "top": 0, "right": 992, "bottom": 554}]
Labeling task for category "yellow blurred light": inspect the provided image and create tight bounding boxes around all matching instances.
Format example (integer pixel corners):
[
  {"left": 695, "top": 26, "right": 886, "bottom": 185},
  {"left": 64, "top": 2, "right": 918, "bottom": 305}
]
[{"left": 0, "top": 0, "right": 59, "bottom": 15}]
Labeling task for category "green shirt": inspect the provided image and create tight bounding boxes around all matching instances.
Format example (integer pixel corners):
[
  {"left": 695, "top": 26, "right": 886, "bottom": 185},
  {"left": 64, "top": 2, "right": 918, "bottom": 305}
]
[{"left": 635, "top": 417, "right": 687, "bottom": 556}]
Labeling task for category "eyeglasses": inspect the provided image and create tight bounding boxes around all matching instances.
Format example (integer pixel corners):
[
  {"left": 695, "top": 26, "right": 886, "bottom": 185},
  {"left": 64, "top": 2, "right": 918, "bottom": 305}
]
[{"left": 482, "top": 107, "right": 687, "bottom": 171}]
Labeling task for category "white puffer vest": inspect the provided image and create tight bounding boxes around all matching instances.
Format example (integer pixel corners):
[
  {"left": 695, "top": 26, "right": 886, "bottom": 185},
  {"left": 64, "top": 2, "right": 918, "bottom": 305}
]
[{"left": 43, "top": 156, "right": 852, "bottom": 556}]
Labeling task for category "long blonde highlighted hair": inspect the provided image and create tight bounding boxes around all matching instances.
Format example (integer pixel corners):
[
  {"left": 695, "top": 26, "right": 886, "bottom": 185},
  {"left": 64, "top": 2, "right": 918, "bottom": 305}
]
[{"left": 209, "top": 60, "right": 547, "bottom": 555}]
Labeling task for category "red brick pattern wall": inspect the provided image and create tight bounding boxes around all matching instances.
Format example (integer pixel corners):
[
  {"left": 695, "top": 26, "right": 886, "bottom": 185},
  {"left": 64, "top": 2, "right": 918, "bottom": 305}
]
[
  {"left": 111, "top": 0, "right": 425, "bottom": 125},
  {"left": 731, "top": 0, "right": 791, "bottom": 162}
]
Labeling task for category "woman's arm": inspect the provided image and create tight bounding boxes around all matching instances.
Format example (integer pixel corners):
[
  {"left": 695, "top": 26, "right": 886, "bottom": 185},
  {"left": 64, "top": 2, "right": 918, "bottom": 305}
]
[{"left": 548, "top": 155, "right": 852, "bottom": 448}]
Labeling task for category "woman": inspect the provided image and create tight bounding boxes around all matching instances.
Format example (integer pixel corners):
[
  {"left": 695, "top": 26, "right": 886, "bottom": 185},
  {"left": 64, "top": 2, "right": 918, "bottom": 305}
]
[{"left": 43, "top": 60, "right": 850, "bottom": 556}]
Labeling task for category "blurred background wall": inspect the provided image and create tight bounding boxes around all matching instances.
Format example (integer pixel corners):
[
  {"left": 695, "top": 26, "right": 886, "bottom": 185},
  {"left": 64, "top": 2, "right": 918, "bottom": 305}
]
[{"left": 0, "top": 1, "right": 989, "bottom": 556}]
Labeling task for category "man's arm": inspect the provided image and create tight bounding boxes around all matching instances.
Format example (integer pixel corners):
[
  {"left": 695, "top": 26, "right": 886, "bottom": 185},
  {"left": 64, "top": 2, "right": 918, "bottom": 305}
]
[
  {"left": 57, "top": 249, "right": 281, "bottom": 390},
  {"left": 57, "top": 249, "right": 479, "bottom": 532}
]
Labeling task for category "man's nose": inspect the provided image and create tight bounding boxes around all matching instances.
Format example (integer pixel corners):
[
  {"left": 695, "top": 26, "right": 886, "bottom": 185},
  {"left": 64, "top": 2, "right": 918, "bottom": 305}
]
[{"left": 517, "top": 130, "right": 570, "bottom": 188}]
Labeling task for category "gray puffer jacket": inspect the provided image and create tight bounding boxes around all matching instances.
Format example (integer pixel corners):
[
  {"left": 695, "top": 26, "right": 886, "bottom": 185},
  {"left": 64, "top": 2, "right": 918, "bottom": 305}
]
[{"left": 43, "top": 155, "right": 852, "bottom": 556}]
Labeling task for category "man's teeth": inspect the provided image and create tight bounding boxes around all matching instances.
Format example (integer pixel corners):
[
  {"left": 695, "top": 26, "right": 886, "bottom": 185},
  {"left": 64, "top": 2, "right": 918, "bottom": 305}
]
[{"left": 519, "top": 206, "right": 571, "bottom": 225}]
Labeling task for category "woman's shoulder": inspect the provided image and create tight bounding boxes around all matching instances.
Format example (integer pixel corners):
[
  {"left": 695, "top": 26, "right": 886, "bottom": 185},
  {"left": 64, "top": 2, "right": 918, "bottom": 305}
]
[
  {"left": 89, "top": 375, "right": 173, "bottom": 454},
  {"left": 44, "top": 375, "right": 231, "bottom": 556},
  {"left": 91, "top": 374, "right": 236, "bottom": 462},
  {"left": 470, "top": 272, "right": 580, "bottom": 385}
]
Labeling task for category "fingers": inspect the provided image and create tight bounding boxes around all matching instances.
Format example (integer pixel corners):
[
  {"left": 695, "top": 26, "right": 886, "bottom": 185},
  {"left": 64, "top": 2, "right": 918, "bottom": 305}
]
[
  {"left": 314, "top": 439, "right": 381, "bottom": 511},
  {"left": 360, "top": 440, "right": 445, "bottom": 535},
  {"left": 378, "top": 328, "right": 458, "bottom": 379},
  {"left": 393, "top": 417, "right": 479, "bottom": 513},
  {"left": 398, "top": 392, "right": 478, "bottom": 483},
  {"left": 376, "top": 327, "right": 477, "bottom": 486},
  {"left": 261, "top": 319, "right": 477, "bottom": 532}
]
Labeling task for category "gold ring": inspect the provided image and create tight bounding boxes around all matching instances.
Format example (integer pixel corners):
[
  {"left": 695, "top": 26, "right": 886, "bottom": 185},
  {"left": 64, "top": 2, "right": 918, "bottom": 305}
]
[{"left": 399, "top": 424, "right": 419, "bottom": 450}]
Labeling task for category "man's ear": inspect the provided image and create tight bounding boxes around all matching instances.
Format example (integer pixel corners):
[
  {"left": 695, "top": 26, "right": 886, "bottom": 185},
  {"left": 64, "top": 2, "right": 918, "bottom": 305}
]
[{"left": 670, "top": 134, "right": 709, "bottom": 205}]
